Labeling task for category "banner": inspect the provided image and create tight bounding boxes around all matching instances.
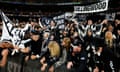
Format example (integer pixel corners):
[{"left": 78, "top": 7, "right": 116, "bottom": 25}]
[
  {"left": 74, "top": 0, "right": 108, "bottom": 13},
  {"left": 106, "top": 13, "right": 116, "bottom": 21},
  {"left": 53, "top": 12, "right": 76, "bottom": 25},
  {"left": 0, "top": 11, "right": 31, "bottom": 49},
  {"left": 64, "top": 12, "right": 76, "bottom": 20},
  {"left": 53, "top": 14, "right": 65, "bottom": 25},
  {"left": 76, "top": 14, "right": 87, "bottom": 22},
  {"left": 41, "top": 17, "right": 52, "bottom": 26}
]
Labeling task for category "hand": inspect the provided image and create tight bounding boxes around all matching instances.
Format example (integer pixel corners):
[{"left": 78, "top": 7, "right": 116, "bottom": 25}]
[
  {"left": 73, "top": 46, "right": 81, "bottom": 52},
  {"left": 67, "top": 61, "right": 73, "bottom": 69},
  {"left": 41, "top": 63, "right": 47, "bottom": 71},
  {"left": 40, "top": 57, "right": 45, "bottom": 64},
  {"left": 14, "top": 45, "right": 23, "bottom": 53},
  {"left": 14, "top": 45, "right": 19, "bottom": 49},
  {"left": 102, "top": 27, "right": 107, "bottom": 32},
  {"left": 93, "top": 66, "right": 99, "bottom": 72},
  {"left": 31, "top": 55, "right": 37, "bottom": 60},
  {"left": 97, "top": 47, "right": 103, "bottom": 56},
  {"left": 25, "top": 56, "right": 29, "bottom": 62},
  {"left": 101, "top": 19, "right": 108, "bottom": 24},
  {"left": 73, "top": 20, "right": 78, "bottom": 25},
  {"left": 38, "top": 18, "right": 41, "bottom": 20}
]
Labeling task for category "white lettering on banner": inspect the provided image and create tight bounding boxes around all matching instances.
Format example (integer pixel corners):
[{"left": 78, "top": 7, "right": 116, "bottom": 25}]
[
  {"left": 57, "top": 19, "right": 64, "bottom": 25},
  {"left": 53, "top": 14, "right": 65, "bottom": 25},
  {"left": 53, "top": 12, "right": 75, "bottom": 25},
  {"left": 74, "top": 0, "right": 108, "bottom": 13}
]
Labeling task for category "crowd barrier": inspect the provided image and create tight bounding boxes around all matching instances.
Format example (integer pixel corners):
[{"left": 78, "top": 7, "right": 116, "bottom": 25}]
[
  {"left": 1, "top": 54, "right": 119, "bottom": 72},
  {"left": 0, "top": 54, "right": 67, "bottom": 72}
]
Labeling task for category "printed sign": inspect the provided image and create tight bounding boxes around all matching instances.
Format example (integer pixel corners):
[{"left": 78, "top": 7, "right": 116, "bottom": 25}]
[{"left": 74, "top": 0, "right": 108, "bottom": 13}]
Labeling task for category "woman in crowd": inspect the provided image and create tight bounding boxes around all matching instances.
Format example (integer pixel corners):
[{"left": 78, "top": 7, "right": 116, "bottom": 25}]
[
  {"left": 104, "top": 31, "right": 116, "bottom": 52},
  {"left": 48, "top": 20, "right": 56, "bottom": 32},
  {"left": 0, "top": 40, "right": 14, "bottom": 67},
  {"left": 107, "top": 24, "right": 114, "bottom": 32},
  {"left": 84, "top": 29, "right": 97, "bottom": 71},
  {"left": 71, "top": 31, "right": 83, "bottom": 46},
  {"left": 40, "top": 41, "right": 60, "bottom": 72},
  {"left": 100, "top": 19, "right": 109, "bottom": 38},
  {"left": 101, "top": 31, "right": 117, "bottom": 72},
  {"left": 56, "top": 37, "right": 71, "bottom": 67},
  {"left": 92, "top": 37, "right": 105, "bottom": 72}
]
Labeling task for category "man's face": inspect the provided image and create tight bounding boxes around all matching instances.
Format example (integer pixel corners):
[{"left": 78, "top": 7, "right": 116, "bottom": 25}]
[
  {"left": 87, "top": 20, "right": 93, "bottom": 25},
  {"left": 31, "top": 35, "right": 40, "bottom": 41},
  {"left": 50, "top": 21, "right": 55, "bottom": 26}
]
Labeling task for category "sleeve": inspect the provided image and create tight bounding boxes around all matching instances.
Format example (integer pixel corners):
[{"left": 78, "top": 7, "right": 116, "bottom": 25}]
[
  {"left": 24, "top": 41, "right": 30, "bottom": 48},
  {"left": 94, "top": 54, "right": 104, "bottom": 70},
  {"left": 24, "top": 41, "right": 31, "bottom": 51},
  {"left": 67, "top": 47, "right": 73, "bottom": 61},
  {"left": 56, "top": 48, "right": 67, "bottom": 64},
  {"left": 77, "top": 52, "right": 88, "bottom": 72},
  {"left": 39, "top": 48, "right": 49, "bottom": 59},
  {"left": 46, "top": 50, "right": 60, "bottom": 66}
]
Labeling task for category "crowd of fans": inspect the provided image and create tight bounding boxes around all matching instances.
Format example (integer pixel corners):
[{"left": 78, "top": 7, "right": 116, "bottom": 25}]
[{"left": 0, "top": 16, "right": 120, "bottom": 72}]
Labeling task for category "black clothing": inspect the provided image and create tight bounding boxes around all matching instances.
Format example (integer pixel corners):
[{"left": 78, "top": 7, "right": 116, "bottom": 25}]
[
  {"left": 25, "top": 39, "right": 42, "bottom": 55},
  {"left": 116, "top": 35, "right": 120, "bottom": 70},
  {"left": 0, "top": 48, "right": 3, "bottom": 60},
  {"left": 98, "top": 38, "right": 118, "bottom": 72},
  {"left": 84, "top": 35, "right": 96, "bottom": 47},
  {"left": 116, "top": 35, "right": 120, "bottom": 57},
  {"left": 71, "top": 36, "right": 83, "bottom": 46},
  {"left": 83, "top": 35, "right": 97, "bottom": 70},
  {"left": 42, "top": 48, "right": 59, "bottom": 67},
  {"left": 100, "top": 47, "right": 116, "bottom": 72},
  {"left": 67, "top": 46, "right": 88, "bottom": 72}
]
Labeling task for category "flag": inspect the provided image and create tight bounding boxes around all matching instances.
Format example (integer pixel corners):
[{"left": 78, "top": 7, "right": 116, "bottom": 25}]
[
  {"left": 0, "top": 10, "right": 31, "bottom": 49},
  {"left": 0, "top": 10, "right": 13, "bottom": 41},
  {"left": 74, "top": 0, "right": 109, "bottom": 13}
]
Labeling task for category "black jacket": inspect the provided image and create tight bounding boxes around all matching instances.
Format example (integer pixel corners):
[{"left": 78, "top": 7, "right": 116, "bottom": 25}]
[
  {"left": 67, "top": 46, "right": 88, "bottom": 72},
  {"left": 25, "top": 39, "right": 42, "bottom": 55}
]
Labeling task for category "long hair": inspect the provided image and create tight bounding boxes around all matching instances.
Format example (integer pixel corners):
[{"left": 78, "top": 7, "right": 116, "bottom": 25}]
[
  {"left": 48, "top": 41, "right": 60, "bottom": 57},
  {"left": 63, "top": 37, "right": 71, "bottom": 51},
  {"left": 105, "top": 31, "right": 113, "bottom": 40},
  {"left": 105, "top": 31, "right": 113, "bottom": 47}
]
